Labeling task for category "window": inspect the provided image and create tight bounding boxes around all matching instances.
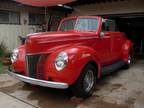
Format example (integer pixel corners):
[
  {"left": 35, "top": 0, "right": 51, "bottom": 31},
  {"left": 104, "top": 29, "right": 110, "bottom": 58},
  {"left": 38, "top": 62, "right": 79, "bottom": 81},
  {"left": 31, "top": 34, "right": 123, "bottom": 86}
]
[
  {"left": 59, "top": 19, "right": 76, "bottom": 31},
  {"left": 0, "top": 10, "right": 20, "bottom": 24},
  {"left": 0, "top": 11, "right": 9, "bottom": 24},
  {"left": 59, "top": 18, "right": 99, "bottom": 32},
  {"left": 9, "top": 12, "right": 20, "bottom": 24},
  {"left": 29, "top": 13, "right": 44, "bottom": 25},
  {"left": 102, "top": 19, "right": 117, "bottom": 32},
  {"left": 75, "top": 18, "right": 98, "bottom": 31}
]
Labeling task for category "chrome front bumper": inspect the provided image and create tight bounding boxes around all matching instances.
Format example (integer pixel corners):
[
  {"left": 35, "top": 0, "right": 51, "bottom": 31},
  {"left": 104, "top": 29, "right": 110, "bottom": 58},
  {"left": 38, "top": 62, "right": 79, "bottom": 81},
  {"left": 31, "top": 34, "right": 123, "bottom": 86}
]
[{"left": 7, "top": 70, "right": 69, "bottom": 89}]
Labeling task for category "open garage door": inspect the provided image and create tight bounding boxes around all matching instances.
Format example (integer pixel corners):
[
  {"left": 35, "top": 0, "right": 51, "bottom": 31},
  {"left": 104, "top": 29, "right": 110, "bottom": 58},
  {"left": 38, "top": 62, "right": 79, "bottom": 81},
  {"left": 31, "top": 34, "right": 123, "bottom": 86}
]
[{"left": 103, "top": 13, "right": 144, "bottom": 57}]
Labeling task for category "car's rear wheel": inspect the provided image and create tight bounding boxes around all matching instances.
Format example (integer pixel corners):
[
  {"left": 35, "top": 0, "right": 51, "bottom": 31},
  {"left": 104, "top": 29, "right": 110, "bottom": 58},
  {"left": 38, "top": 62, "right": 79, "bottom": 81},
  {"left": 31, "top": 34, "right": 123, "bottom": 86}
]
[
  {"left": 71, "top": 64, "right": 97, "bottom": 98},
  {"left": 123, "top": 53, "right": 132, "bottom": 69}
]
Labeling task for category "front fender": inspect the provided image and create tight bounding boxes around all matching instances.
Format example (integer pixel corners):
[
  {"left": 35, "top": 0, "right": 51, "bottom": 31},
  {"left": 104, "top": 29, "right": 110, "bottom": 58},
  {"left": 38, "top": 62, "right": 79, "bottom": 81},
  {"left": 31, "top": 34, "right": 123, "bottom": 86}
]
[
  {"left": 11, "top": 45, "right": 26, "bottom": 73},
  {"left": 44, "top": 46, "right": 101, "bottom": 85}
]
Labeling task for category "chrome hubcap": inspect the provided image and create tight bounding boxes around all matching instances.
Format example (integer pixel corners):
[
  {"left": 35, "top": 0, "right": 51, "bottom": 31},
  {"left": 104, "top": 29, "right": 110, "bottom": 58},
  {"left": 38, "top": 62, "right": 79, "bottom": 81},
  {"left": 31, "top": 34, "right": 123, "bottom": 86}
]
[
  {"left": 128, "top": 55, "right": 131, "bottom": 64},
  {"left": 83, "top": 70, "right": 94, "bottom": 92}
]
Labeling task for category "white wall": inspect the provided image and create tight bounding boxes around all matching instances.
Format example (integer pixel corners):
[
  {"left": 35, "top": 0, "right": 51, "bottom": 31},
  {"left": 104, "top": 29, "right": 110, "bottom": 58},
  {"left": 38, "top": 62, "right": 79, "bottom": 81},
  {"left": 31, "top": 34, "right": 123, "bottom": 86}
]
[
  {"left": 70, "top": 0, "right": 144, "bottom": 16},
  {"left": 0, "top": 25, "right": 38, "bottom": 51},
  {"left": 0, "top": 2, "right": 43, "bottom": 51},
  {"left": 0, "top": 1, "right": 65, "bottom": 51}
]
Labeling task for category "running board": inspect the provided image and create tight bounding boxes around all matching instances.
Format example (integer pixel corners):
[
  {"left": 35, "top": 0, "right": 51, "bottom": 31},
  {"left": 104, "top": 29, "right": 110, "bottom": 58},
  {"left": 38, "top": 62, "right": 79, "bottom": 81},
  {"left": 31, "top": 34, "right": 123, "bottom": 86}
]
[{"left": 101, "top": 60, "right": 125, "bottom": 76}]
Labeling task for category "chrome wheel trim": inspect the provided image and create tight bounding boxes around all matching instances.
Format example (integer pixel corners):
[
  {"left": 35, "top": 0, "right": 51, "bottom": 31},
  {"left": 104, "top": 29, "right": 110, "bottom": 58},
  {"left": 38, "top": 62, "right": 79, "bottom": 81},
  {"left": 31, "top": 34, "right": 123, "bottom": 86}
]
[
  {"left": 83, "top": 70, "right": 94, "bottom": 92},
  {"left": 128, "top": 55, "right": 132, "bottom": 65}
]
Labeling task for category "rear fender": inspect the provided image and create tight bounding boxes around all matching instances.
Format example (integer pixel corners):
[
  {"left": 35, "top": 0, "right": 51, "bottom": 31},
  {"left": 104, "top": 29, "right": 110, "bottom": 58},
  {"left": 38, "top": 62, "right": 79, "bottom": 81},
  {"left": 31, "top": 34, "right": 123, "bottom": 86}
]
[{"left": 122, "top": 40, "right": 134, "bottom": 62}]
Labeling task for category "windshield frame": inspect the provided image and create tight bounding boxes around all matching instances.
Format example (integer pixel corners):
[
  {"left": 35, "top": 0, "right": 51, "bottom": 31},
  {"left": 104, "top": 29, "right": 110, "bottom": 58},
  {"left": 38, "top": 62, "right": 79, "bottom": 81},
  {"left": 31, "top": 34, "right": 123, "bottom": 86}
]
[{"left": 58, "top": 16, "right": 100, "bottom": 32}]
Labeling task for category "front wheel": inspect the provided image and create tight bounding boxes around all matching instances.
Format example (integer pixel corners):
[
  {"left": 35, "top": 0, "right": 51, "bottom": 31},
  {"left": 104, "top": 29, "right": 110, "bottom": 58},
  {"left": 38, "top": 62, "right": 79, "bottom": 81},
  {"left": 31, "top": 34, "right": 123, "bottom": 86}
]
[{"left": 71, "top": 64, "right": 97, "bottom": 98}]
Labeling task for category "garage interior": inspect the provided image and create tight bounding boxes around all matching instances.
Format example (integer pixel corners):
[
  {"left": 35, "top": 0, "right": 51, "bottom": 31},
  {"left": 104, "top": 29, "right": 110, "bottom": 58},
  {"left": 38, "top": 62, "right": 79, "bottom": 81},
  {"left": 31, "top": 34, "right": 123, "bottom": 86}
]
[{"left": 102, "top": 13, "right": 144, "bottom": 57}]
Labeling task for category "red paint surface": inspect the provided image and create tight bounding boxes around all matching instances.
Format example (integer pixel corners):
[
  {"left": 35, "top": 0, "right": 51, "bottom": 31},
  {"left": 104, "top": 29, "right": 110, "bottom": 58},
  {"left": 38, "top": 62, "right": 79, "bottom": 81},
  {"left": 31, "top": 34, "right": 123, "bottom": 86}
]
[
  {"left": 14, "top": 0, "right": 75, "bottom": 7},
  {"left": 12, "top": 16, "right": 133, "bottom": 85}
]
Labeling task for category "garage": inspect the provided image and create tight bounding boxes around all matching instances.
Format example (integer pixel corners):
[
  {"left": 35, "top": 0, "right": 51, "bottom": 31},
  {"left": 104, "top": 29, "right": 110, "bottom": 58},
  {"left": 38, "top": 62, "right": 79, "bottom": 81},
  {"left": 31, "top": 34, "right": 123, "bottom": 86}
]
[
  {"left": 102, "top": 13, "right": 144, "bottom": 57},
  {"left": 117, "top": 15, "right": 144, "bottom": 57}
]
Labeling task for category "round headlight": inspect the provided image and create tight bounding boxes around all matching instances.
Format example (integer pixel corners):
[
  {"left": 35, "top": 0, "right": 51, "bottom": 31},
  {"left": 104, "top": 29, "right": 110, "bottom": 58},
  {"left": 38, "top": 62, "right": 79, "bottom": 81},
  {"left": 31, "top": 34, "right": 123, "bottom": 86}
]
[
  {"left": 11, "top": 49, "right": 19, "bottom": 63},
  {"left": 55, "top": 52, "right": 68, "bottom": 71}
]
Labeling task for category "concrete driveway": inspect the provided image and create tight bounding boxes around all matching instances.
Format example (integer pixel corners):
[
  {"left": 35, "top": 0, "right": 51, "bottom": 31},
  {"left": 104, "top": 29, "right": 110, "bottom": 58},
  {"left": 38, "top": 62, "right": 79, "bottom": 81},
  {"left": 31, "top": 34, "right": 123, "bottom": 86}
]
[{"left": 0, "top": 60, "right": 144, "bottom": 108}]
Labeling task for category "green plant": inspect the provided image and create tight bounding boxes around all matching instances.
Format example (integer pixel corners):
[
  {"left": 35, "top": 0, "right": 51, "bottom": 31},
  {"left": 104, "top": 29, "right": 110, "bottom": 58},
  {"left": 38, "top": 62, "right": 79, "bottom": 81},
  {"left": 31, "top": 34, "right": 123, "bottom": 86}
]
[
  {"left": 0, "top": 62, "right": 3, "bottom": 73},
  {"left": 0, "top": 42, "right": 7, "bottom": 57}
]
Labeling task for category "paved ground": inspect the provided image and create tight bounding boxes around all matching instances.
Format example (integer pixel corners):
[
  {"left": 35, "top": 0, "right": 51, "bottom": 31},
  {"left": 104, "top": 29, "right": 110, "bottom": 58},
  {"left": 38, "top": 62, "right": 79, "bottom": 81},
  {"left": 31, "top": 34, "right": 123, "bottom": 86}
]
[{"left": 0, "top": 60, "right": 144, "bottom": 108}]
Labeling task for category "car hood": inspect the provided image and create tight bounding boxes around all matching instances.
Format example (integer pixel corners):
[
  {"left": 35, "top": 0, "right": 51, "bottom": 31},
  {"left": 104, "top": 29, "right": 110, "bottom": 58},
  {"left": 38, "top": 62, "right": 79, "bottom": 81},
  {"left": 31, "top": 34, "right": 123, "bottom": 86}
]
[
  {"left": 27, "top": 31, "right": 81, "bottom": 43},
  {"left": 26, "top": 31, "right": 98, "bottom": 54}
]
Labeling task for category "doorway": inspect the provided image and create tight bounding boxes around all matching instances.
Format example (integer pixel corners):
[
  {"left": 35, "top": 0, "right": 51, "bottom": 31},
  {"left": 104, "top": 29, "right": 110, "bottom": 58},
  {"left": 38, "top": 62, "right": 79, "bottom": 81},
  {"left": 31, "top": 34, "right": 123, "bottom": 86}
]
[{"left": 103, "top": 13, "right": 144, "bottom": 57}]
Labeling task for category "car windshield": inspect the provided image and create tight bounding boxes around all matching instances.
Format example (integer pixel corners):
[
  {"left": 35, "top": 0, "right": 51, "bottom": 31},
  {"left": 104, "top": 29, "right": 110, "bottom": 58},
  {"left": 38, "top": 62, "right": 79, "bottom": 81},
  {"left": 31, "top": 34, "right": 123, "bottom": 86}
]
[
  {"left": 59, "top": 18, "right": 98, "bottom": 32},
  {"left": 59, "top": 19, "right": 76, "bottom": 32}
]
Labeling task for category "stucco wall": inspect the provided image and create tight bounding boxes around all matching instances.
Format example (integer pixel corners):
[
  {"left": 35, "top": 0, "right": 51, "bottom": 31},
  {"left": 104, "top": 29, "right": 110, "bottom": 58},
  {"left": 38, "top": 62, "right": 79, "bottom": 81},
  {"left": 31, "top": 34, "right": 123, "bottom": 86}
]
[
  {"left": 0, "top": 2, "right": 43, "bottom": 51},
  {"left": 0, "top": 2, "right": 65, "bottom": 51},
  {"left": 0, "top": 25, "right": 38, "bottom": 51},
  {"left": 70, "top": 0, "right": 144, "bottom": 16}
]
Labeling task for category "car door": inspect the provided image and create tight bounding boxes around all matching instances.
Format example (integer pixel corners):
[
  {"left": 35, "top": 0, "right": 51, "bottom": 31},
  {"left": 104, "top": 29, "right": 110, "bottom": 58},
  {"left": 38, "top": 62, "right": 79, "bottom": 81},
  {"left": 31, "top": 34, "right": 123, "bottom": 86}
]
[
  {"left": 107, "top": 20, "right": 122, "bottom": 62},
  {"left": 99, "top": 33, "right": 112, "bottom": 65},
  {"left": 93, "top": 20, "right": 112, "bottom": 65},
  {"left": 110, "top": 32, "right": 123, "bottom": 62}
]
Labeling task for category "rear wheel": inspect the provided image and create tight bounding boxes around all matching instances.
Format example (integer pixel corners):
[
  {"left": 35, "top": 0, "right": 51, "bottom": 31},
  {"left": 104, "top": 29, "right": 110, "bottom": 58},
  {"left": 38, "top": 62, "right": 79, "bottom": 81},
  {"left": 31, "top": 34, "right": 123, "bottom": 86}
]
[
  {"left": 123, "top": 53, "right": 132, "bottom": 69},
  {"left": 71, "top": 64, "right": 97, "bottom": 98}
]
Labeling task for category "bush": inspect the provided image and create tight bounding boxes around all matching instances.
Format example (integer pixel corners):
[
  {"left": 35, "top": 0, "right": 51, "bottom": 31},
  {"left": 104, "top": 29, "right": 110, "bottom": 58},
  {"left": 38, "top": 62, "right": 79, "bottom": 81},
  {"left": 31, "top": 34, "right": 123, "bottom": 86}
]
[{"left": 0, "top": 42, "right": 7, "bottom": 57}]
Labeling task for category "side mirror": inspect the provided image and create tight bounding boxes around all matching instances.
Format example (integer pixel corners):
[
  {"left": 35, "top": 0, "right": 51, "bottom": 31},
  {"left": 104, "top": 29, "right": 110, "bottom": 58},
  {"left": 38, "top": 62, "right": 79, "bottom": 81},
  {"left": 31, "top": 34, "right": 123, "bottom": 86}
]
[{"left": 100, "top": 32, "right": 105, "bottom": 38}]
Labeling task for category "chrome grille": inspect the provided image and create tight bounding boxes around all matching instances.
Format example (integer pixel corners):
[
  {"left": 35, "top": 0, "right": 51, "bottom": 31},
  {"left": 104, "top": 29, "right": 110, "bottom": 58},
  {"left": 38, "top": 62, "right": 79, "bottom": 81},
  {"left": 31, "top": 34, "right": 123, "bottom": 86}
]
[{"left": 26, "top": 54, "right": 40, "bottom": 78}]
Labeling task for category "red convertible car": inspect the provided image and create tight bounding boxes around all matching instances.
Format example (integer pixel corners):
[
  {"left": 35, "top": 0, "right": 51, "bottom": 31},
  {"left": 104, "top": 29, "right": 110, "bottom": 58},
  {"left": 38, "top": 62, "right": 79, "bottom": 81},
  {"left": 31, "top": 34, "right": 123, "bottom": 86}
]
[{"left": 8, "top": 16, "right": 133, "bottom": 98}]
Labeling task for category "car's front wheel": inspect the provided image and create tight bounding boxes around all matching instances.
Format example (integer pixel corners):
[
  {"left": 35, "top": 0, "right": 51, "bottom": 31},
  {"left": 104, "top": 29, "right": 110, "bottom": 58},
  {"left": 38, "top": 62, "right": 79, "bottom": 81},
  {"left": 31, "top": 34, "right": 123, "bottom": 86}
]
[{"left": 71, "top": 64, "right": 97, "bottom": 98}]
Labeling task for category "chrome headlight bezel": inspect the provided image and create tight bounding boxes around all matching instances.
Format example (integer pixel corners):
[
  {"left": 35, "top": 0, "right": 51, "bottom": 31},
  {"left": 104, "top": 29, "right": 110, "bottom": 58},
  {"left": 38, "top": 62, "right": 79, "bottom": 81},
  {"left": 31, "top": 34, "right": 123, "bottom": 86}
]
[
  {"left": 54, "top": 52, "right": 68, "bottom": 71},
  {"left": 11, "top": 49, "right": 19, "bottom": 63}
]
